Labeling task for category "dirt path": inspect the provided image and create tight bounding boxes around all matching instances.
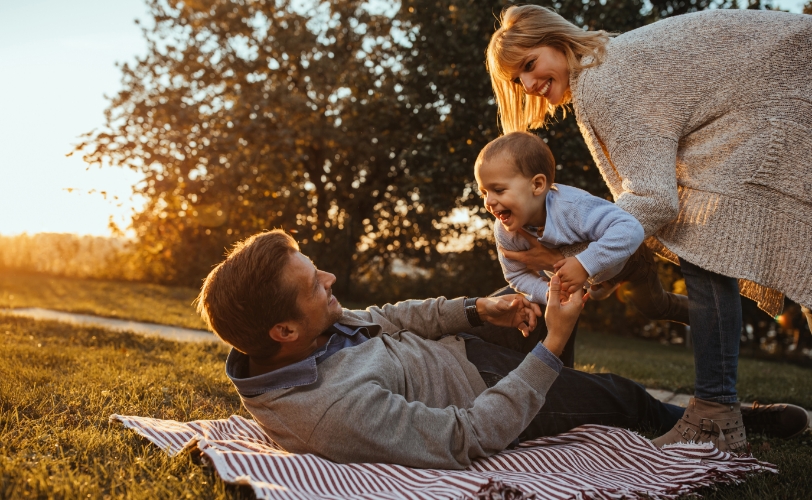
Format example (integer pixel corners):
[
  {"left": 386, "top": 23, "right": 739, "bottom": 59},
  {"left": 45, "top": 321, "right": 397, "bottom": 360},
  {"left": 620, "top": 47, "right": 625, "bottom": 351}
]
[{"left": 1, "top": 307, "right": 216, "bottom": 343}]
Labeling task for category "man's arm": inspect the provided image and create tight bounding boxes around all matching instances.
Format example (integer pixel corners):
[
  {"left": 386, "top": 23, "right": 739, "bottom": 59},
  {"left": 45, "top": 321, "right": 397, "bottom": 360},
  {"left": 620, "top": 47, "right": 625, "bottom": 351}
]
[
  {"left": 306, "top": 277, "right": 582, "bottom": 469},
  {"left": 346, "top": 292, "right": 542, "bottom": 339}
]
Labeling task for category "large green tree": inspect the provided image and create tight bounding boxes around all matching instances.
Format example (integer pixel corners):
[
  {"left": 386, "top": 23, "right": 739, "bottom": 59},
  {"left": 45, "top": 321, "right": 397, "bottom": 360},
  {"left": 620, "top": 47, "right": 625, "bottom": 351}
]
[{"left": 79, "top": 0, "right": 727, "bottom": 302}]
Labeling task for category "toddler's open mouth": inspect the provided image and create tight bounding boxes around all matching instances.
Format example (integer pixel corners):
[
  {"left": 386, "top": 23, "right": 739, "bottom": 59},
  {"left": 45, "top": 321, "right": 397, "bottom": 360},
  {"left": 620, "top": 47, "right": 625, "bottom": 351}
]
[{"left": 494, "top": 209, "right": 512, "bottom": 223}]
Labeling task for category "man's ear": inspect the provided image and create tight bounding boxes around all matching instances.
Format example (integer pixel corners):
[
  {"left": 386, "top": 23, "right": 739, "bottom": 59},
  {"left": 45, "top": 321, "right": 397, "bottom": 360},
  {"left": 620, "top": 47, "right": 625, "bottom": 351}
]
[
  {"left": 269, "top": 322, "right": 299, "bottom": 343},
  {"left": 531, "top": 174, "right": 548, "bottom": 195}
]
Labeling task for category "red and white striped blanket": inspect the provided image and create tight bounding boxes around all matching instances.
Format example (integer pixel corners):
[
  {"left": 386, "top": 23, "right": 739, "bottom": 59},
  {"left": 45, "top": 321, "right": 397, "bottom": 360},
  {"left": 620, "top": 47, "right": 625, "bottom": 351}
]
[{"left": 110, "top": 414, "right": 775, "bottom": 499}]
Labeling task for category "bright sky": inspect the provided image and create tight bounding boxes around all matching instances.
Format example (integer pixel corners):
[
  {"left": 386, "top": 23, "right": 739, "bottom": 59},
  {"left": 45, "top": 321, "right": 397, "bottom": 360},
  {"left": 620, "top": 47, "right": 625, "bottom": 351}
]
[
  {"left": 0, "top": 0, "right": 149, "bottom": 237},
  {"left": 0, "top": 0, "right": 805, "bottom": 237}
]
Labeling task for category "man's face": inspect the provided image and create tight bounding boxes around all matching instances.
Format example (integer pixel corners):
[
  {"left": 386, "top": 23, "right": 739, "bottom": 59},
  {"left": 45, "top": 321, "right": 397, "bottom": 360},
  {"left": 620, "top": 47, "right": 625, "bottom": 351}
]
[{"left": 285, "top": 252, "right": 344, "bottom": 340}]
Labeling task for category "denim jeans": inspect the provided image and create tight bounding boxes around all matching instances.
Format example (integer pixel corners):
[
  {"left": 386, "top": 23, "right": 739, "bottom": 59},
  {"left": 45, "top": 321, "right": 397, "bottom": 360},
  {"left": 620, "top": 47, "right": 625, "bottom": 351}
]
[
  {"left": 679, "top": 258, "right": 741, "bottom": 404},
  {"left": 461, "top": 333, "right": 684, "bottom": 440}
]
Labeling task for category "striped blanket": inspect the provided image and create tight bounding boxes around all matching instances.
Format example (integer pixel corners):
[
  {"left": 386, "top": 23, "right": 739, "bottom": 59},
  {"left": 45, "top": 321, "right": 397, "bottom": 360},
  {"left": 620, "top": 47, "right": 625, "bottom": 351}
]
[{"left": 110, "top": 414, "right": 776, "bottom": 499}]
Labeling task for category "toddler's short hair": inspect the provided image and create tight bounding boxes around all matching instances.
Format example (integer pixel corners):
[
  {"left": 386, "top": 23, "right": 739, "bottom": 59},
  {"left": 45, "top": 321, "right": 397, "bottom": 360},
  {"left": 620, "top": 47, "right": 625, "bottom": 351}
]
[{"left": 476, "top": 131, "right": 556, "bottom": 183}]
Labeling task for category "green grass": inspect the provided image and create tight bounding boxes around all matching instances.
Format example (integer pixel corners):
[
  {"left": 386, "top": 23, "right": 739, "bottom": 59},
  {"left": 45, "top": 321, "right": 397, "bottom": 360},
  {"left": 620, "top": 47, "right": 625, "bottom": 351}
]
[
  {"left": 576, "top": 331, "right": 812, "bottom": 409},
  {"left": 0, "top": 315, "right": 252, "bottom": 499},
  {"left": 2, "top": 316, "right": 811, "bottom": 499},
  {"left": 2, "top": 273, "right": 812, "bottom": 499},
  {"left": 0, "top": 270, "right": 206, "bottom": 330}
]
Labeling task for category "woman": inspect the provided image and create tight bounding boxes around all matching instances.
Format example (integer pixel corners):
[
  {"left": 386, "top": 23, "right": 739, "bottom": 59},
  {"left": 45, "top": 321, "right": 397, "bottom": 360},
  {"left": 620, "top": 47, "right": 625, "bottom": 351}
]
[{"left": 486, "top": 5, "right": 811, "bottom": 453}]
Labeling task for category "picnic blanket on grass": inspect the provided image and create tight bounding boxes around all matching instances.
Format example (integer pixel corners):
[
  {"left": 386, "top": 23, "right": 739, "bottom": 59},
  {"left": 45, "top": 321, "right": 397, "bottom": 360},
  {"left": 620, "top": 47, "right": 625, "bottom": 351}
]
[{"left": 110, "top": 414, "right": 776, "bottom": 500}]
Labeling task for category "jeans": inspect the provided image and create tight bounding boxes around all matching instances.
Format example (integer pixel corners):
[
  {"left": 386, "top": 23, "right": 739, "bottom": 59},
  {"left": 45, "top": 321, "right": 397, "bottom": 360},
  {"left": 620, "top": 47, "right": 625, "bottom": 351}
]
[
  {"left": 461, "top": 333, "right": 684, "bottom": 440},
  {"left": 679, "top": 258, "right": 741, "bottom": 404}
]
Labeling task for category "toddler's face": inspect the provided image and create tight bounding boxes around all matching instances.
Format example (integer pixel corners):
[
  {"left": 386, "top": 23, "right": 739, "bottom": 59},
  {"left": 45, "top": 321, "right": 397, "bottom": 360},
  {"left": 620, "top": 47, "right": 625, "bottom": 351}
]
[{"left": 475, "top": 154, "right": 547, "bottom": 232}]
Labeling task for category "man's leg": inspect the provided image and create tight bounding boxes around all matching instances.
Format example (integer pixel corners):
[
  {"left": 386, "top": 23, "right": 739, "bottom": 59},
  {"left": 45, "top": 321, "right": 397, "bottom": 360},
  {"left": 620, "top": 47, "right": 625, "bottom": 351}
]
[{"left": 463, "top": 335, "right": 683, "bottom": 439}]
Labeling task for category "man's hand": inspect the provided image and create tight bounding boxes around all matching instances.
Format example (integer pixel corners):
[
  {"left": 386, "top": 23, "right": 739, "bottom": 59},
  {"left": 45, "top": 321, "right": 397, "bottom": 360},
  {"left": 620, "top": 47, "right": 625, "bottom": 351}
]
[
  {"left": 552, "top": 256, "right": 589, "bottom": 295},
  {"left": 476, "top": 294, "right": 542, "bottom": 338},
  {"left": 543, "top": 275, "right": 584, "bottom": 356},
  {"left": 500, "top": 228, "right": 565, "bottom": 272}
]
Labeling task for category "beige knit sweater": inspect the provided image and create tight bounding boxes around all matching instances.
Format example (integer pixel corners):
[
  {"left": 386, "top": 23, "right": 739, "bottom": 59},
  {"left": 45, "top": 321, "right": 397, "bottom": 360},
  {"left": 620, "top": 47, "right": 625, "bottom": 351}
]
[{"left": 570, "top": 9, "right": 812, "bottom": 315}]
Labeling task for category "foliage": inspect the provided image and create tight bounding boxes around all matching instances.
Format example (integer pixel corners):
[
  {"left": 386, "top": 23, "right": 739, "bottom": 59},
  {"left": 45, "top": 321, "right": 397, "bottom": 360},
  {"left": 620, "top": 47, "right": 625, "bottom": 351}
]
[
  {"left": 75, "top": 0, "right": 742, "bottom": 295},
  {"left": 2, "top": 316, "right": 810, "bottom": 499}
]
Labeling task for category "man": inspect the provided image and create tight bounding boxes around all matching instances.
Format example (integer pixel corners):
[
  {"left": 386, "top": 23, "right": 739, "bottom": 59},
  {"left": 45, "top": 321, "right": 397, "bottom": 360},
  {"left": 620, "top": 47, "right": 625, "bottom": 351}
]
[{"left": 196, "top": 230, "right": 808, "bottom": 469}]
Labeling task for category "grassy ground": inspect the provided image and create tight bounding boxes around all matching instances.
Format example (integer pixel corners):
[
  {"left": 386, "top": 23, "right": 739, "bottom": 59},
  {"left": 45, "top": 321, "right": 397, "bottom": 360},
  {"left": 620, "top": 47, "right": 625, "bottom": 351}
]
[
  {"left": 2, "top": 315, "right": 811, "bottom": 499},
  {"left": 0, "top": 270, "right": 206, "bottom": 330},
  {"left": 576, "top": 330, "right": 812, "bottom": 409},
  {"left": 0, "top": 315, "right": 251, "bottom": 499}
]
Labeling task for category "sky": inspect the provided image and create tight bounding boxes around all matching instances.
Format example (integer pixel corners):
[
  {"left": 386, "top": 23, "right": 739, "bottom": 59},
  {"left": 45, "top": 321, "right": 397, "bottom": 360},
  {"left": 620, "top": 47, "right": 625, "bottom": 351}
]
[{"left": 0, "top": 0, "right": 806, "bottom": 237}]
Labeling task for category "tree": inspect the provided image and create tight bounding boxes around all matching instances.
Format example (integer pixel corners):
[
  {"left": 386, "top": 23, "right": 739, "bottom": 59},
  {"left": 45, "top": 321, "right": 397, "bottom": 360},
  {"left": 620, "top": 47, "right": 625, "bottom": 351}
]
[{"left": 78, "top": 0, "right": 728, "bottom": 305}]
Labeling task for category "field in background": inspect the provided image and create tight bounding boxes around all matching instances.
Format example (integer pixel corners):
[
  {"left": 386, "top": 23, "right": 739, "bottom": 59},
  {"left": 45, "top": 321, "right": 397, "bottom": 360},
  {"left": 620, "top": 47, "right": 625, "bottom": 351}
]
[
  {"left": 0, "top": 271, "right": 206, "bottom": 330},
  {"left": 1, "top": 316, "right": 811, "bottom": 499}
]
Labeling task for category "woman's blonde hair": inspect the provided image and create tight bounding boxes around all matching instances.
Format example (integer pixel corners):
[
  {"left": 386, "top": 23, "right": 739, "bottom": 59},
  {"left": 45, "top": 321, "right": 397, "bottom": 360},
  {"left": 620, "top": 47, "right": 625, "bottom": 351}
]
[{"left": 487, "top": 5, "right": 611, "bottom": 132}]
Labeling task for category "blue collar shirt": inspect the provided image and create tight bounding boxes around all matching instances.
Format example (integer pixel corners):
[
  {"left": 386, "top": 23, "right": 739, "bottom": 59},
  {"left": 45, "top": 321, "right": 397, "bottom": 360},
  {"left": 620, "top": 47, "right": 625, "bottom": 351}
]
[{"left": 226, "top": 323, "right": 371, "bottom": 397}]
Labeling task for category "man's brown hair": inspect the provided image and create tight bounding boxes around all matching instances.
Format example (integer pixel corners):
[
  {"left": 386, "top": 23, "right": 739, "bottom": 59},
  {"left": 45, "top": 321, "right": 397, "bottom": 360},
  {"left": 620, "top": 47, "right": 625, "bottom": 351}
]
[
  {"left": 196, "top": 230, "right": 302, "bottom": 356},
  {"left": 476, "top": 131, "right": 556, "bottom": 184}
]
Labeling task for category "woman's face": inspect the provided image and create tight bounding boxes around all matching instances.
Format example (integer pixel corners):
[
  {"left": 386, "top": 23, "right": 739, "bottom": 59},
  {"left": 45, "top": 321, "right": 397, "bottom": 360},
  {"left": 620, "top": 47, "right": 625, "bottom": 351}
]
[{"left": 511, "top": 46, "right": 570, "bottom": 106}]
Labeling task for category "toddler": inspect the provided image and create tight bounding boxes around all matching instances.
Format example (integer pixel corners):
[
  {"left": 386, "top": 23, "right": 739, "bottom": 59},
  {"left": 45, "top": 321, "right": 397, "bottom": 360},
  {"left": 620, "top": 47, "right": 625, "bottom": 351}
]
[{"left": 475, "top": 132, "right": 689, "bottom": 324}]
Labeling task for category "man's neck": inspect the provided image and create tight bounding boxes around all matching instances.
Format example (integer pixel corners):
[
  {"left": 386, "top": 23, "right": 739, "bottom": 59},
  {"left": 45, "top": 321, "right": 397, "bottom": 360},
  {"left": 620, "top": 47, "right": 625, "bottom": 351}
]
[{"left": 247, "top": 332, "right": 331, "bottom": 377}]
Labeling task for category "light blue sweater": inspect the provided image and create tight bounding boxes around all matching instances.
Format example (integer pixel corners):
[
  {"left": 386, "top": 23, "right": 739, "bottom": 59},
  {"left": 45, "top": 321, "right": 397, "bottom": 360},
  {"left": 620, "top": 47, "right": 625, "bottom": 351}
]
[{"left": 495, "top": 184, "right": 644, "bottom": 304}]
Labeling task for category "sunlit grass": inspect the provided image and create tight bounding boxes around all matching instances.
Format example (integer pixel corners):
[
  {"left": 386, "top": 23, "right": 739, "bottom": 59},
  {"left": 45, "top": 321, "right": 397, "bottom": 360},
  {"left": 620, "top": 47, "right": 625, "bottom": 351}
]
[
  {"left": 0, "top": 316, "right": 253, "bottom": 499},
  {"left": 0, "top": 270, "right": 206, "bottom": 329},
  {"left": 2, "top": 281, "right": 811, "bottom": 499}
]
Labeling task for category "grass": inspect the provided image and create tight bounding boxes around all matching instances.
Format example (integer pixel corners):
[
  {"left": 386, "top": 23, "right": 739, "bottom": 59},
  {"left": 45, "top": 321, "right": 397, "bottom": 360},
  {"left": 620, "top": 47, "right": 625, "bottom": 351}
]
[
  {"left": 0, "top": 270, "right": 206, "bottom": 330},
  {"left": 576, "top": 330, "right": 812, "bottom": 409},
  {"left": 0, "top": 315, "right": 252, "bottom": 499},
  {"left": 2, "top": 274, "right": 812, "bottom": 499}
]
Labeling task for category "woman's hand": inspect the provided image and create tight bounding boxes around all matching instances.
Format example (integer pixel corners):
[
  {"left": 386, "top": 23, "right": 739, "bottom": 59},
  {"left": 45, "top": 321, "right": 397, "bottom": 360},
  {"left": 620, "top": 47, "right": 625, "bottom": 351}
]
[
  {"left": 543, "top": 275, "right": 584, "bottom": 357},
  {"left": 500, "top": 228, "right": 564, "bottom": 272},
  {"left": 476, "top": 294, "right": 542, "bottom": 338}
]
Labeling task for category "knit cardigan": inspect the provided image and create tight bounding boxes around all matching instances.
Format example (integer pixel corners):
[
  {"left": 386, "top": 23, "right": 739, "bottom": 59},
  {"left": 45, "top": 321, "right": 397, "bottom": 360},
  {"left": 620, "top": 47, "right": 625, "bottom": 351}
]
[{"left": 570, "top": 9, "right": 812, "bottom": 315}]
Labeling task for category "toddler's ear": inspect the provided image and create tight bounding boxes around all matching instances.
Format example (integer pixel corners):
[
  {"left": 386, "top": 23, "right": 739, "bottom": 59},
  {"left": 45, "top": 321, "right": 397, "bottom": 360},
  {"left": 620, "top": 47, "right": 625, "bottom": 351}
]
[{"left": 531, "top": 174, "right": 547, "bottom": 194}]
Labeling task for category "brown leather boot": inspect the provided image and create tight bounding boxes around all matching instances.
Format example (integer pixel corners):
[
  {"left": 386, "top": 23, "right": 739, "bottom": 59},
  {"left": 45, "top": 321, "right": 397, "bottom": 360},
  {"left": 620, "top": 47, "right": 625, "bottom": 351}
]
[{"left": 652, "top": 397, "right": 749, "bottom": 454}]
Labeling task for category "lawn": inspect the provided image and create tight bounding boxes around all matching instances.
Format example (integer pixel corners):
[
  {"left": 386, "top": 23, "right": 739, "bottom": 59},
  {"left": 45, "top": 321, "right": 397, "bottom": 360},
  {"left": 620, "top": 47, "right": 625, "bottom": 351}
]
[
  {"left": 576, "top": 330, "right": 812, "bottom": 409},
  {"left": 2, "top": 314, "right": 811, "bottom": 499},
  {"left": 0, "top": 270, "right": 206, "bottom": 330},
  {"left": 2, "top": 273, "right": 812, "bottom": 499}
]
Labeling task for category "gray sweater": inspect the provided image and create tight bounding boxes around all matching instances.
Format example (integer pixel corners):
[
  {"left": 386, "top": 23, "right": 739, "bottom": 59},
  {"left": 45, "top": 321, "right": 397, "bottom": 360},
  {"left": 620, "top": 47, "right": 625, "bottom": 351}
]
[
  {"left": 570, "top": 9, "right": 812, "bottom": 314},
  {"left": 230, "top": 297, "right": 560, "bottom": 469}
]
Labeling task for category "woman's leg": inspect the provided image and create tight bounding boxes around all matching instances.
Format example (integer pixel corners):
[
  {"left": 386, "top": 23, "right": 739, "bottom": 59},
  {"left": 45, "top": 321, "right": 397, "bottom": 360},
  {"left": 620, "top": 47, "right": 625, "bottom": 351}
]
[
  {"left": 679, "top": 258, "right": 741, "bottom": 403},
  {"left": 652, "top": 258, "right": 747, "bottom": 453}
]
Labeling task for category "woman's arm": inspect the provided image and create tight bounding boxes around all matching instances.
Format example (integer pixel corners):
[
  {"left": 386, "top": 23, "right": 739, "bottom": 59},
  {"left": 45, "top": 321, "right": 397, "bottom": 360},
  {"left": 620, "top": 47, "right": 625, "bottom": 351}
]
[
  {"left": 605, "top": 136, "right": 681, "bottom": 238},
  {"left": 500, "top": 228, "right": 565, "bottom": 272}
]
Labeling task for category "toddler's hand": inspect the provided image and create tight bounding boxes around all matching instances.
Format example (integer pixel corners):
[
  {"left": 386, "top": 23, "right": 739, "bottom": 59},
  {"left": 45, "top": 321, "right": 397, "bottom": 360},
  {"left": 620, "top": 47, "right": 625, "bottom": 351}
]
[{"left": 553, "top": 257, "right": 589, "bottom": 295}]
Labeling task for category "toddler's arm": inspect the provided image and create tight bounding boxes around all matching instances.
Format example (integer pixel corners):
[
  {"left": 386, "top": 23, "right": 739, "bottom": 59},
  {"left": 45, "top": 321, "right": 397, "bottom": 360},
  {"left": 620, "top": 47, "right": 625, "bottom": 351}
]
[
  {"left": 567, "top": 192, "right": 645, "bottom": 284},
  {"left": 495, "top": 222, "right": 550, "bottom": 305}
]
